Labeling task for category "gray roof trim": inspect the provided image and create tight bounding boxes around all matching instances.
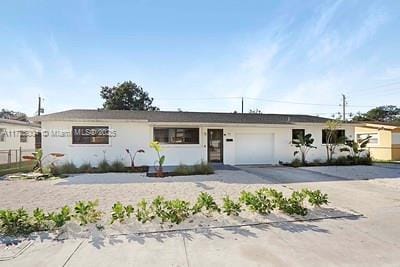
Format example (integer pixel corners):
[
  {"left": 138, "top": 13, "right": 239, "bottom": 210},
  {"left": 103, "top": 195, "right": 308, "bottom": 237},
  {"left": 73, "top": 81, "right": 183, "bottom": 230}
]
[
  {"left": 32, "top": 109, "right": 332, "bottom": 125},
  {"left": 0, "top": 118, "right": 40, "bottom": 127}
]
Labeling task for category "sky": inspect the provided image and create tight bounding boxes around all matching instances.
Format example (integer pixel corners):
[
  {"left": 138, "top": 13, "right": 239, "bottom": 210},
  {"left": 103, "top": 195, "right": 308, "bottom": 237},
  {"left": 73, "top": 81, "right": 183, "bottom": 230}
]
[{"left": 0, "top": 0, "right": 399, "bottom": 118}]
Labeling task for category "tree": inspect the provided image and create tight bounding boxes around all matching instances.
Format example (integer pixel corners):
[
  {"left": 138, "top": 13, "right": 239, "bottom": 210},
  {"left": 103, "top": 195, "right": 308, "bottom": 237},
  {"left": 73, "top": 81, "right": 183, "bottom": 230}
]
[
  {"left": 292, "top": 133, "right": 316, "bottom": 165},
  {"left": 0, "top": 109, "right": 28, "bottom": 121},
  {"left": 324, "top": 120, "right": 345, "bottom": 161},
  {"left": 352, "top": 105, "right": 400, "bottom": 122},
  {"left": 340, "top": 135, "right": 371, "bottom": 159},
  {"left": 100, "top": 81, "right": 159, "bottom": 111}
]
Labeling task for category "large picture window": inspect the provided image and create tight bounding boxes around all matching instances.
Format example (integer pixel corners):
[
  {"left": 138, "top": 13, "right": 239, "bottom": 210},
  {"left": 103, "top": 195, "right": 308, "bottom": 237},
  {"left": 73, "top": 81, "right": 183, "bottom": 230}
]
[
  {"left": 154, "top": 128, "right": 199, "bottom": 144},
  {"left": 72, "top": 126, "right": 109, "bottom": 144},
  {"left": 322, "top": 129, "right": 345, "bottom": 144},
  {"left": 292, "top": 129, "right": 305, "bottom": 142}
]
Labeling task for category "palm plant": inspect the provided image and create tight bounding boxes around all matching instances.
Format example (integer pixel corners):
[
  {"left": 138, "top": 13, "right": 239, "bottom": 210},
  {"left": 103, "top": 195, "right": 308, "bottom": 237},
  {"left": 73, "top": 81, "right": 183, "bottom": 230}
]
[
  {"left": 125, "top": 148, "right": 145, "bottom": 168},
  {"left": 150, "top": 141, "right": 165, "bottom": 177},
  {"left": 292, "top": 133, "right": 316, "bottom": 165}
]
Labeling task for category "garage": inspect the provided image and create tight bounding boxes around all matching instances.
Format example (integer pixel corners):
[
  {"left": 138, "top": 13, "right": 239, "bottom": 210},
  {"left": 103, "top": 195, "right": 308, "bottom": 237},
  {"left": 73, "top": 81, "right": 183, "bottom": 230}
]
[{"left": 235, "top": 133, "right": 274, "bottom": 164}]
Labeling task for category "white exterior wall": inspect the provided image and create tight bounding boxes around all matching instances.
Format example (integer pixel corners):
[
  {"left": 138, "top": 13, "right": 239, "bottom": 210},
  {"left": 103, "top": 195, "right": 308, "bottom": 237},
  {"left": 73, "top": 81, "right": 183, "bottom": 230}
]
[
  {"left": 41, "top": 120, "right": 356, "bottom": 167},
  {"left": 0, "top": 122, "right": 38, "bottom": 164}
]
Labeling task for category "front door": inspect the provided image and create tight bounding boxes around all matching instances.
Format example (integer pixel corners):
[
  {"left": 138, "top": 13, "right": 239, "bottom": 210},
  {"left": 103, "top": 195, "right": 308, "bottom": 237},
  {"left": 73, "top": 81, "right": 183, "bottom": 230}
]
[{"left": 207, "top": 129, "right": 223, "bottom": 163}]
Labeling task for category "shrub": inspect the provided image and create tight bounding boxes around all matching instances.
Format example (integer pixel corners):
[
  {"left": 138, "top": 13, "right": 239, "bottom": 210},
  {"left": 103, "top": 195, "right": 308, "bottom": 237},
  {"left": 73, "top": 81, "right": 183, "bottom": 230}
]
[
  {"left": 291, "top": 158, "right": 302, "bottom": 167},
  {"left": 0, "top": 208, "right": 32, "bottom": 236},
  {"left": 47, "top": 206, "right": 71, "bottom": 227},
  {"left": 135, "top": 199, "right": 154, "bottom": 223},
  {"left": 192, "top": 192, "right": 220, "bottom": 215},
  {"left": 192, "top": 161, "right": 214, "bottom": 175},
  {"left": 239, "top": 190, "right": 274, "bottom": 215},
  {"left": 97, "top": 159, "right": 111, "bottom": 173},
  {"left": 111, "top": 202, "right": 134, "bottom": 224},
  {"left": 164, "top": 199, "right": 191, "bottom": 224},
  {"left": 79, "top": 162, "right": 93, "bottom": 173},
  {"left": 32, "top": 208, "right": 51, "bottom": 232},
  {"left": 174, "top": 164, "right": 193, "bottom": 176},
  {"left": 73, "top": 200, "right": 102, "bottom": 225},
  {"left": 279, "top": 191, "right": 308, "bottom": 216},
  {"left": 302, "top": 189, "right": 329, "bottom": 207},
  {"left": 222, "top": 196, "right": 241, "bottom": 216},
  {"left": 152, "top": 196, "right": 168, "bottom": 222},
  {"left": 110, "top": 160, "right": 126, "bottom": 172},
  {"left": 59, "top": 162, "right": 79, "bottom": 174}
]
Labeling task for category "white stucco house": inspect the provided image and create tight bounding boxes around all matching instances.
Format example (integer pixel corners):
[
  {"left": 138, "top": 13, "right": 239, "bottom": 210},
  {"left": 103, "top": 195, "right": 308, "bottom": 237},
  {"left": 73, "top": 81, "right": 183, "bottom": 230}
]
[
  {"left": 33, "top": 109, "right": 357, "bottom": 167},
  {"left": 0, "top": 118, "right": 40, "bottom": 164}
]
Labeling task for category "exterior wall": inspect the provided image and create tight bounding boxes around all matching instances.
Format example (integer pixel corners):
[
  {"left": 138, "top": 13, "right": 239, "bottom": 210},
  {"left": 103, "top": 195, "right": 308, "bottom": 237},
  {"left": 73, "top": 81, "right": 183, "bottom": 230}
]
[
  {"left": 355, "top": 126, "right": 393, "bottom": 161},
  {"left": 0, "top": 122, "right": 38, "bottom": 164},
  {"left": 42, "top": 120, "right": 356, "bottom": 167},
  {"left": 392, "top": 131, "right": 400, "bottom": 160}
]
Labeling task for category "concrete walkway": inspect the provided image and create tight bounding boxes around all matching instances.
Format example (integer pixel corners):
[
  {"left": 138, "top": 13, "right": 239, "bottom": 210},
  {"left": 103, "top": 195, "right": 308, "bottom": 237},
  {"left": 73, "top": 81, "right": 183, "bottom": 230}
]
[{"left": 2, "top": 176, "right": 400, "bottom": 266}]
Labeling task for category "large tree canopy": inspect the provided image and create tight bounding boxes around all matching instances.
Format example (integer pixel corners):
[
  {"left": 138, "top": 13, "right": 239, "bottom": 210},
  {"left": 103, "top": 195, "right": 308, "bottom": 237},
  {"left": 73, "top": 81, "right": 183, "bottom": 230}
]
[
  {"left": 0, "top": 109, "right": 28, "bottom": 121},
  {"left": 352, "top": 105, "right": 400, "bottom": 122},
  {"left": 100, "top": 81, "right": 159, "bottom": 111}
]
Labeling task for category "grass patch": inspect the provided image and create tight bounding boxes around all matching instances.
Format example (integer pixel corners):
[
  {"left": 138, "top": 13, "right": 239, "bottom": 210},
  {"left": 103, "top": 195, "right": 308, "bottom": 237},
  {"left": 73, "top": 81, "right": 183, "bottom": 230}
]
[
  {"left": 174, "top": 161, "right": 214, "bottom": 176},
  {"left": 0, "top": 161, "right": 35, "bottom": 176}
]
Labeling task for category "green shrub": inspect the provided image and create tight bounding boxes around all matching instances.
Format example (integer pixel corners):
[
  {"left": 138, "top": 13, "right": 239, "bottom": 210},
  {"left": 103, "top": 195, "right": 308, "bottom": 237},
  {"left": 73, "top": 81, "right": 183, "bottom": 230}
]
[
  {"left": 291, "top": 158, "right": 303, "bottom": 167},
  {"left": 152, "top": 196, "right": 168, "bottom": 222},
  {"left": 302, "top": 189, "right": 329, "bottom": 207},
  {"left": 135, "top": 199, "right": 154, "bottom": 223},
  {"left": 110, "top": 160, "right": 126, "bottom": 172},
  {"left": 192, "top": 161, "right": 214, "bottom": 174},
  {"left": 192, "top": 192, "right": 220, "bottom": 215},
  {"left": 47, "top": 206, "right": 71, "bottom": 227},
  {"left": 355, "top": 156, "right": 372, "bottom": 165},
  {"left": 79, "top": 162, "right": 93, "bottom": 173},
  {"left": 239, "top": 190, "right": 274, "bottom": 215},
  {"left": 174, "top": 164, "right": 193, "bottom": 176},
  {"left": 0, "top": 208, "right": 32, "bottom": 236},
  {"left": 97, "top": 159, "right": 111, "bottom": 173},
  {"left": 32, "top": 208, "right": 51, "bottom": 232},
  {"left": 110, "top": 202, "right": 134, "bottom": 224},
  {"left": 222, "top": 196, "right": 241, "bottom": 216},
  {"left": 174, "top": 161, "right": 214, "bottom": 176},
  {"left": 58, "top": 162, "right": 79, "bottom": 174},
  {"left": 73, "top": 200, "right": 102, "bottom": 225},
  {"left": 279, "top": 191, "right": 308, "bottom": 216},
  {"left": 164, "top": 199, "right": 191, "bottom": 224}
]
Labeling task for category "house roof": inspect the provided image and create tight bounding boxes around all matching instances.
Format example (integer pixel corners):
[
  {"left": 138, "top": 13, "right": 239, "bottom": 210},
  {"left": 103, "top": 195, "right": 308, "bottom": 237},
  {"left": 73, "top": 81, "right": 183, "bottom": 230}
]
[
  {"left": 32, "top": 109, "right": 333, "bottom": 125},
  {"left": 360, "top": 122, "right": 400, "bottom": 130},
  {"left": 0, "top": 118, "right": 40, "bottom": 128}
]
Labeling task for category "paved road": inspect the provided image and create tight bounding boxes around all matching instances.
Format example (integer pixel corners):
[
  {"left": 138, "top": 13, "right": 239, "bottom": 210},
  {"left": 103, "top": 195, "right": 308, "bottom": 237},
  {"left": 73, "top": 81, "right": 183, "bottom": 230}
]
[{"left": 2, "top": 174, "right": 400, "bottom": 266}]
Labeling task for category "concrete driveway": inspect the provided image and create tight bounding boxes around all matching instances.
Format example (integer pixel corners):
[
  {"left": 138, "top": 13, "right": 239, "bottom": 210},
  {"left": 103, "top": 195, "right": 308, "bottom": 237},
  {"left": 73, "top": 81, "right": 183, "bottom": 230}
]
[{"left": 238, "top": 164, "right": 400, "bottom": 184}]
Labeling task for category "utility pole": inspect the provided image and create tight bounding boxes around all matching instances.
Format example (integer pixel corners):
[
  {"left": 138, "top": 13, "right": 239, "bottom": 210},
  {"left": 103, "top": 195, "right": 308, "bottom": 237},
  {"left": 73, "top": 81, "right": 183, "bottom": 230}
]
[
  {"left": 241, "top": 97, "right": 244, "bottom": 114},
  {"left": 342, "top": 94, "right": 346, "bottom": 122},
  {"left": 37, "top": 96, "right": 44, "bottom": 116}
]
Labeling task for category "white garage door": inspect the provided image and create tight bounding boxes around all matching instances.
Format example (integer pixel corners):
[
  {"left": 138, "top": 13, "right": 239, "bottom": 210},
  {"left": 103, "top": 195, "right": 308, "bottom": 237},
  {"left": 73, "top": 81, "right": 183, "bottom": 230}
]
[{"left": 235, "top": 133, "right": 274, "bottom": 164}]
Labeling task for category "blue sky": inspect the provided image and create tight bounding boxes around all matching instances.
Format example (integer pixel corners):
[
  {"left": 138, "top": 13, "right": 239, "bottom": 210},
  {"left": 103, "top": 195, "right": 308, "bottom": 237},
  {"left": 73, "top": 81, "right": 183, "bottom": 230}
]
[{"left": 0, "top": 0, "right": 399, "bottom": 117}]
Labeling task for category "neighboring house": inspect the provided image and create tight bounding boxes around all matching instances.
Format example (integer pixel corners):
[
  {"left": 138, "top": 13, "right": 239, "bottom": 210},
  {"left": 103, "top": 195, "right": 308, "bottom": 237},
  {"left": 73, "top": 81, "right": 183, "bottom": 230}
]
[
  {"left": 0, "top": 118, "right": 40, "bottom": 164},
  {"left": 33, "top": 109, "right": 357, "bottom": 167},
  {"left": 355, "top": 123, "right": 400, "bottom": 161}
]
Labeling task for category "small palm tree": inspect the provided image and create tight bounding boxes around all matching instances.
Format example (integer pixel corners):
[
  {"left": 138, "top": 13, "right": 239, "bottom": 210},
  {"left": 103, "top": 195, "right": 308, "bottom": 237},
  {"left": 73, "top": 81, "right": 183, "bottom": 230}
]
[{"left": 292, "top": 133, "right": 317, "bottom": 165}]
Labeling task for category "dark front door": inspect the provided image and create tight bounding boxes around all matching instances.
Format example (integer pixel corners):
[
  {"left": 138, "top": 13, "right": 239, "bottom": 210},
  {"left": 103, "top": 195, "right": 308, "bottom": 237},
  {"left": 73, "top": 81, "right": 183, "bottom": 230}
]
[{"left": 207, "top": 129, "right": 223, "bottom": 163}]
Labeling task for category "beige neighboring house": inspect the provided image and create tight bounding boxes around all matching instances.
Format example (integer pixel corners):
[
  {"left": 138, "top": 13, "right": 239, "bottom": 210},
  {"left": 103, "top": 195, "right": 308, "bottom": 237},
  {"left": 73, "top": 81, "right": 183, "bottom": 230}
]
[
  {"left": 355, "top": 122, "right": 400, "bottom": 161},
  {"left": 0, "top": 118, "right": 40, "bottom": 165}
]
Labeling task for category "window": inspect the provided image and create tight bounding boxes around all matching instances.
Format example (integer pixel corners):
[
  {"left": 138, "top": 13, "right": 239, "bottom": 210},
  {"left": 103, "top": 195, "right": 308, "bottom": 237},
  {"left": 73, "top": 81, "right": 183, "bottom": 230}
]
[
  {"left": 357, "top": 133, "right": 378, "bottom": 144},
  {"left": 19, "top": 131, "right": 27, "bottom": 143},
  {"left": 0, "top": 128, "right": 5, "bottom": 142},
  {"left": 292, "top": 129, "right": 305, "bottom": 142},
  {"left": 322, "top": 129, "right": 345, "bottom": 144},
  {"left": 154, "top": 128, "right": 199, "bottom": 144},
  {"left": 72, "top": 126, "right": 109, "bottom": 144}
]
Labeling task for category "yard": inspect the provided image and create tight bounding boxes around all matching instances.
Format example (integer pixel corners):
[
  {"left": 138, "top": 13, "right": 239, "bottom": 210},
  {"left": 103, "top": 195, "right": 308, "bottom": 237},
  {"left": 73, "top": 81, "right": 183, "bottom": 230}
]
[{"left": 1, "top": 164, "right": 400, "bottom": 266}]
